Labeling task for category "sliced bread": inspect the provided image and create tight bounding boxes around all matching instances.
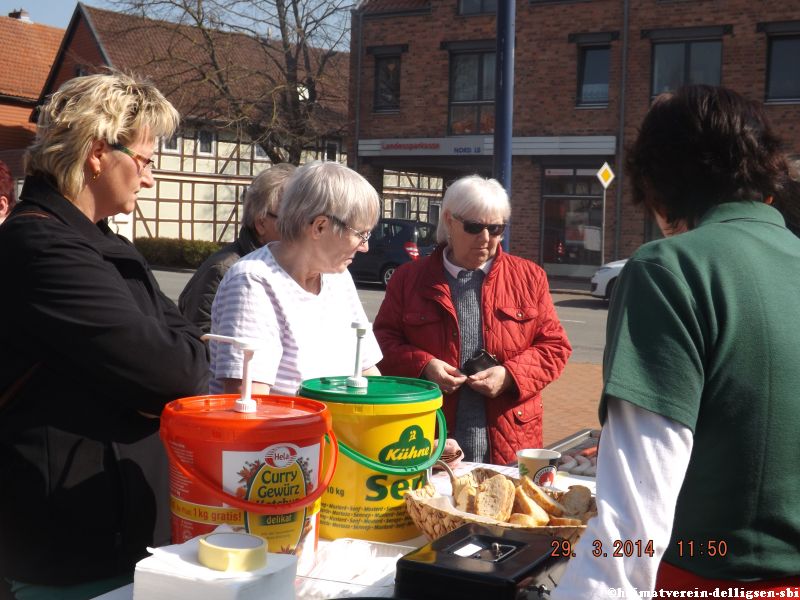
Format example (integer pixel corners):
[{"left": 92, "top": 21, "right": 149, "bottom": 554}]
[
  {"left": 475, "top": 474, "right": 515, "bottom": 521},
  {"left": 520, "top": 475, "right": 567, "bottom": 517},
  {"left": 511, "top": 485, "right": 550, "bottom": 525}
]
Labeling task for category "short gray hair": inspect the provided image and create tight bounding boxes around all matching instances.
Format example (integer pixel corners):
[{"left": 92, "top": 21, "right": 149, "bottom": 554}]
[
  {"left": 278, "top": 161, "right": 380, "bottom": 242},
  {"left": 436, "top": 175, "right": 511, "bottom": 243},
  {"left": 26, "top": 70, "right": 179, "bottom": 200},
  {"left": 242, "top": 163, "right": 296, "bottom": 228}
]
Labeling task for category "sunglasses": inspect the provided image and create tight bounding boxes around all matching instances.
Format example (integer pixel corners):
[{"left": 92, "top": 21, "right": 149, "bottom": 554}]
[
  {"left": 454, "top": 214, "right": 506, "bottom": 237},
  {"left": 110, "top": 142, "right": 155, "bottom": 175}
]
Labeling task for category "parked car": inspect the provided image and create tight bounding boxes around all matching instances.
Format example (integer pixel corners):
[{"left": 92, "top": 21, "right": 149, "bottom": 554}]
[
  {"left": 348, "top": 218, "right": 437, "bottom": 286},
  {"left": 590, "top": 258, "right": 628, "bottom": 300}
]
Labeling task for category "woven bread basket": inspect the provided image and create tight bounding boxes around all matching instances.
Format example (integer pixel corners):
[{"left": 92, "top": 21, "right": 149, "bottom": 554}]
[{"left": 405, "top": 462, "right": 589, "bottom": 542}]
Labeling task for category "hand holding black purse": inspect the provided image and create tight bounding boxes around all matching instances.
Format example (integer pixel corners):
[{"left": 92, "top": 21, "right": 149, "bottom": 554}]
[{"left": 462, "top": 349, "right": 500, "bottom": 375}]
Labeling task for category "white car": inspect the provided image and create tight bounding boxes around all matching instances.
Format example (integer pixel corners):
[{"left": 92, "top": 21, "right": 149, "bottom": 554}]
[{"left": 590, "top": 259, "right": 628, "bottom": 300}]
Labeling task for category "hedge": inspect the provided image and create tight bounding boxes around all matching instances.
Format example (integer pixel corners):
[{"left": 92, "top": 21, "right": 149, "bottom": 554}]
[{"left": 134, "top": 237, "right": 224, "bottom": 269}]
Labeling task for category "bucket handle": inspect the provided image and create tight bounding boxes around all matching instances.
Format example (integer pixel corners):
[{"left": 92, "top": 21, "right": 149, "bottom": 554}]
[
  {"left": 337, "top": 408, "right": 447, "bottom": 476},
  {"left": 163, "top": 429, "right": 338, "bottom": 515}
]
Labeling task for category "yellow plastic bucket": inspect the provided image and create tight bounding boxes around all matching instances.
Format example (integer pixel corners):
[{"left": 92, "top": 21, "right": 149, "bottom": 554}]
[{"left": 298, "top": 376, "right": 445, "bottom": 542}]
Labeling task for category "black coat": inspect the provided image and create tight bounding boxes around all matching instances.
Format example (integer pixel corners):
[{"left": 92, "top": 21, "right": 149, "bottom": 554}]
[
  {"left": 178, "top": 226, "right": 260, "bottom": 334},
  {"left": 0, "top": 176, "right": 210, "bottom": 585}
]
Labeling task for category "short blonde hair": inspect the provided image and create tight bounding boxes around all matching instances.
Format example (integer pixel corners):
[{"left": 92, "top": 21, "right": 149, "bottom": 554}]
[
  {"left": 242, "top": 163, "right": 296, "bottom": 228},
  {"left": 26, "top": 71, "right": 179, "bottom": 200},
  {"left": 436, "top": 175, "right": 510, "bottom": 243},
  {"left": 278, "top": 161, "right": 379, "bottom": 242}
]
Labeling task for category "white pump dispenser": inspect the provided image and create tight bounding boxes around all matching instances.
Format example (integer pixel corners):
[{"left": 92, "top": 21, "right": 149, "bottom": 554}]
[
  {"left": 346, "top": 322, "right": 369, "bottom": 389},
  {"left": 202, "top": 334, "right": 262, "bottom": 413}
]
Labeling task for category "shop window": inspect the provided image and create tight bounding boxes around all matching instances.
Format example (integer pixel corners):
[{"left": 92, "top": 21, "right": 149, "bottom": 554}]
[
  {"left": 375, "top": 55, "right": 401, "bottom": 111},
  {"left": 766, "top": 36, "right": 800, "bottom": 101},
  {"left": 541, "top": 168, "right": 604, "bottom": 275},
  {"left": 459, "top": 0, "right": 496, "bottom": 14},
  {"left": 448, "top": 49, "right": 496, "bottom": 135},
  {"left": 578, "top": 46, "right": 610, "bottom": 106}
]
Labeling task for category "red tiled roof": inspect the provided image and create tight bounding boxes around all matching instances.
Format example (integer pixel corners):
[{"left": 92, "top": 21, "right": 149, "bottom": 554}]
[
  {"left": 0, "top": 16, "right": 63, "bottom": 100},
  {"left": 79, "top": 4, "right": 348, "bottom": 135}
]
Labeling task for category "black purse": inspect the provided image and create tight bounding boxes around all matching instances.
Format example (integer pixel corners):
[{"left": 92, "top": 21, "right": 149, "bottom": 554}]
[{"left": 462, "top": 349, "right": 500, "bottom": 375}]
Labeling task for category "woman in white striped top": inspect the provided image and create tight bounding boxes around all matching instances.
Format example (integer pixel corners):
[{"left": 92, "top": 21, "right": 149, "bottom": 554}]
[{"left": 209, "top": 161, "right": 383, "bottom": 396}]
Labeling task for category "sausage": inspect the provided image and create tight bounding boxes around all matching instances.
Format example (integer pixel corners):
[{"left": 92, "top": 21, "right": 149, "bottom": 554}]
[
  {"left": 571, "top": 455, "right": 592, "bottom": 475},
  {"left": 558, "top": 455, "right": 578, "bottom": 472}
]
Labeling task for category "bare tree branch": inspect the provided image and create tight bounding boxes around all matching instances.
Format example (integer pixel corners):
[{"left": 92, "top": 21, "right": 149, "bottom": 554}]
[{"left": 104, "top": 0, "right": 353, "bottom": 164}]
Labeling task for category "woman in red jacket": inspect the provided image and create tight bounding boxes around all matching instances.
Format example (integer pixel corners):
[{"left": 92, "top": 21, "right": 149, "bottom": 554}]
[{"left": 373, "top": 175, "right": 572, "bottom": 465}]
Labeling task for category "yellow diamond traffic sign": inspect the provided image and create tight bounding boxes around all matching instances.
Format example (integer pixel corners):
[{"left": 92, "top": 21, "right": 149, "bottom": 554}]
[{"left": 597, "top": 162, "right": 615, "bottom": 189}]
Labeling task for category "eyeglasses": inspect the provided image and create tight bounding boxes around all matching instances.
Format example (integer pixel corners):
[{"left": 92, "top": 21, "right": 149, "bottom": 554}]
[
  {"left": 266, "top": 210, "right": 279, "bottom": 219},
  {"left": 454, "top": 214, "right": 505, "bottom": 237},
  {"left": 110, "top": 142, "right": 155, "bottom": 175},
  {"left": 326, "top": 214, "right": 371, "bottom": 245}
]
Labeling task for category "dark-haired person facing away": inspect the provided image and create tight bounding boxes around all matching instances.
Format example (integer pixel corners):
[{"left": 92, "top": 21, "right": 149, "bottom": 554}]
[
  {"left": 553, "top": 85, "right": 800, "bottom": 597},
  {"left": 179, "top": 162, "right": 296, "bottom": 333}
]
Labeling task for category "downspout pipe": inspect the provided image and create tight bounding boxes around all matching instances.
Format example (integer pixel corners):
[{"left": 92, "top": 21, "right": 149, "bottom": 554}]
[
  {"left": 614, "top": 0, "right": 630, "bottom": 261},
  {"left": 493, "top": 0, "right": 515, "bottom": 252},
  {"left": 353, "top": 8, "right": 364, "bottom": 172}
]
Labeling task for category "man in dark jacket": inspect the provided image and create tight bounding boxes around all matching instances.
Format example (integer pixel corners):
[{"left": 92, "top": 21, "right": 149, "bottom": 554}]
[{"left": 179, "top": 163, "right": 296, "bottom": 333}]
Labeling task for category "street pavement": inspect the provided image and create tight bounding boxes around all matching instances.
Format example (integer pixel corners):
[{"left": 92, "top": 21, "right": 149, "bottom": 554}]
[{"left": 153, "top": 269, "right": 605, "bottom": 447}]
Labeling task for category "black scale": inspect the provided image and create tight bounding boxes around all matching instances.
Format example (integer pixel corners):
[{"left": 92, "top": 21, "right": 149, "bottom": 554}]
[{"left": 393, "top": 523, "right": 571, "bottom": 600}]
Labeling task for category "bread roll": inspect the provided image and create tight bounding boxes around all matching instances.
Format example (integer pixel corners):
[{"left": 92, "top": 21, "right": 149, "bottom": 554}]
[{"left": 560, "top": 485, "right": 592, "bottom": 517}]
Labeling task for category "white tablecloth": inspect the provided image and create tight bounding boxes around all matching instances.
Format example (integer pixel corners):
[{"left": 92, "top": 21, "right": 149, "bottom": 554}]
[{"left": 93, "top": 464, "right": 594, "bottom": 599}]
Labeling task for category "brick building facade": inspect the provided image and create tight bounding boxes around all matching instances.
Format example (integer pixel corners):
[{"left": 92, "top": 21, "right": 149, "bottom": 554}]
[{"left": 348, "top": 0, "right": 800, "bottom": 277}]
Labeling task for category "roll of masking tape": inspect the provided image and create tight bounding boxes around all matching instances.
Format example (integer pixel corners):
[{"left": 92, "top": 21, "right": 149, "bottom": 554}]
[{"left": 198, "top": 532, "right": 267, "bottom": 572}]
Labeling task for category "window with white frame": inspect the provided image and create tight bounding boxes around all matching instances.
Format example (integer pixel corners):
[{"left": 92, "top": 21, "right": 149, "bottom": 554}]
[
  {"left": 393, "top": 199, "right": 409, "bottom": 219},
  {"left": 197, "top": 130, "right": 215, "bottom": 155},
  {"left": 429, "top": 202, "right": 441, "bottom": 225},
  {"left": 325, "top": 142, "right": 339, "bottom": 162},
  {"left": 162, "top": 134, "right": 180, "bottom": 153}
]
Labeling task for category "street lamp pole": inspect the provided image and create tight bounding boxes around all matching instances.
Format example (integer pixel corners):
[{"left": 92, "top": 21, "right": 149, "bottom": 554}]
[{"left": 493, "top": 0, "right": 515, "bottom": 252}]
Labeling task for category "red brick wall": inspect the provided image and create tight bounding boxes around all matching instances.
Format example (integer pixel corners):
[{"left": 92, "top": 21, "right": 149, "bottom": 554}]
[
  {"left": 47, "top": 18, "right": 108, "bottom": 93},
  {"left": 351, "top": 0, "right": 800, "bottom": 266},
  {"left": 0, "top": 102, "right": 36, "bottom": 150}
]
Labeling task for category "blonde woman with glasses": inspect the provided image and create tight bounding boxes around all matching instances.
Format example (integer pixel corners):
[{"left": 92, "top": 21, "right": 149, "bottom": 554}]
[
  {"left": 0, "top": 72, "right": 209, "bottom": 598},
  {"left": 209, "top": 160, "right": 382, "bottom": 397}
]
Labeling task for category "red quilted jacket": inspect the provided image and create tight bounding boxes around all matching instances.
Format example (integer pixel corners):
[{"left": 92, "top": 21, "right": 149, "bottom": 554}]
[{"left": 373, "top": 244, "right": 572, "bottom": 465}]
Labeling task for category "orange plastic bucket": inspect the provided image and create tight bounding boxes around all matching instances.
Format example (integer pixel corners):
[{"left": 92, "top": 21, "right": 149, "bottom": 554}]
[{"left": 160, "top": 394, "right": 337, "bottom": 573}]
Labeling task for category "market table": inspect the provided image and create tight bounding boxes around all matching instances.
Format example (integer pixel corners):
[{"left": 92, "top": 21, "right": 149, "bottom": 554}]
[{"left": 92, "top": 453, "right": 596, "bottom": 600}]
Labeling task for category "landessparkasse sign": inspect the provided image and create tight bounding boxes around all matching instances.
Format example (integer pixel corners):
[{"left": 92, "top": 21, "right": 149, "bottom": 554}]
[{"left": 359, "top": 136, "right": 489, "bottom": 157}]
